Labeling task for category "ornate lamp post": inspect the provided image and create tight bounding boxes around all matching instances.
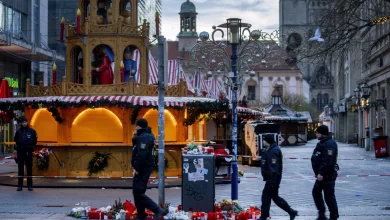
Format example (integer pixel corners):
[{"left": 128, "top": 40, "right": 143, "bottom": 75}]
[
  {"left": 190, "top": 18, "right": 278, "bottom": 200},
  {"left": 361, "top": 83, "right": 371, "bottom": 98}
]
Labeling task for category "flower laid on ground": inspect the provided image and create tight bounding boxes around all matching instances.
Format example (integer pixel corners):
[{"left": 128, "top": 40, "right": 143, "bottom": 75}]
[
  {"left": 182, "top": 141, "right": 214, "bottom": 155},
  {"left": 68, "top": 199, "right": 262, "bottom": 219},
  {"left": 217, "top": 199, "right": 244, "bottom": 214},
  {"left": 33, "top": 148, "right": 51, "bottom": 170}
]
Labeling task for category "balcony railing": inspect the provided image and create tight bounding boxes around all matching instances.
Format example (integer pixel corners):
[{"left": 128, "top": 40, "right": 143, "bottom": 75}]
[
  {"left": 66, "top": 18, "right": 149, "bottom": 38},
  {"left": 26, "top": 77, "right": 188, "bottom": 97}
]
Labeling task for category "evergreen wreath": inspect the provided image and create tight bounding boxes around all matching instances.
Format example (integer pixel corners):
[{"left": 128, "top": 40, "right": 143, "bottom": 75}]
[{"left": 87, "top": 151, "right": 111, "bottom": 176}]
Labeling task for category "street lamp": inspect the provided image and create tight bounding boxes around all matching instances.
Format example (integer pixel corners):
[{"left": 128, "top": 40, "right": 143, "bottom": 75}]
[
  {"left": 190, "top": 18, "right": 278, "bottom": 200},
  {"left": 361, "top": 83, "right": 371, "bottom": 98},
  {"left": 354, "top": 87, "right": 361, "bottom": 100}
]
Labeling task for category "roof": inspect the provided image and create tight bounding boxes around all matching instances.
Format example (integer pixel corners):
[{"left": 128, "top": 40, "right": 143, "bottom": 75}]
[
  {"left": 0, "top": 96, "right": 216, "bottom": 108},
  {"left": 0, "top": 96, "right": 266, "bottom": 116},
  {"left": 271, "top": 86, "right": 282, "bottom": 97},
  {"left": 264, "top": 103, "right": 309, "bottom": 122},
  {"left": 180, "top": 0, "right": 197, "bottom": 13}
]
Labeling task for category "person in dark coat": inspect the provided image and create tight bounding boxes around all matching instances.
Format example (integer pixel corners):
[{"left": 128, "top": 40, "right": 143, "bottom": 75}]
[
  {"left": 259, "top": 134, "right": 298, "bottom": 220},
  {"left": 311, "top": 125, "right": 339, "bottom": 220},
  {"left": 14, "top": 116, "right": 38, "bottom": 191},
  {"left": 131, "top": 118, "right": 164, "bottom": 219}
]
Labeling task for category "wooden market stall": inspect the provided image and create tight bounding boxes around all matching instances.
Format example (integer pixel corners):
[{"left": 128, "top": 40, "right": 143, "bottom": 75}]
[
  {"left": 0, "top": 0, "right": 266, "bottom": 178},
  {"left": 0, "top": 0, "right": 221, "bottom": 178}
]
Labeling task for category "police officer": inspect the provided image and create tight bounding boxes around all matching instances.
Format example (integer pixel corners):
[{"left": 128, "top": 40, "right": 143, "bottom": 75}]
[
  {"left": 311, "top": 125, "right": 339, "bottom": 220},
  {"left": 259, "top": 134, "right": 298, "bottom": 220},
  {"left": 14, "top": 116, "right": 38, "bottom": 191},
  {"left": 131, "top": 118, "right": 164, "bottom": 219}
]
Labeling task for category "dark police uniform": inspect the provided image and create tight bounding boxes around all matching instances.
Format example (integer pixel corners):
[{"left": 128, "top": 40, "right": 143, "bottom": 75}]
[
  {"left": 260, "top": 143, "right": 296, "bottom": 220},
  {"left": 14, "top": 123, "right": 37, "bottom": 189},
  {"left": 131, "top": 127, "right": 162, "bottom": 219},
  {"left": 311, "top": 136, "right": 339, "bottom": 219}
]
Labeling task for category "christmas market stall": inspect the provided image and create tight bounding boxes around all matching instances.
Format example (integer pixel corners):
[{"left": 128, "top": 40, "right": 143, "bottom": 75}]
[
  {"left": 263, "top": 86, "right": 312, "bottom": 146},
  {"left": 0, "top": 93, "right": 230, "bottom": 178}
]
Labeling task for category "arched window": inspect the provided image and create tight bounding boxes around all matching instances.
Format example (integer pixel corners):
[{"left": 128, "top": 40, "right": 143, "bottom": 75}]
[
  {"left": 317, "top": 93, "right": 323, "bottom": 110},
  {"left": 323, "top": 93, "right": 329, "bottom": 106},
  {"left": 311, "top": 98, "right": 316, "bottom": 106},
  {"left": 247, "top": 80, "right": 256, "bottom": 100}
]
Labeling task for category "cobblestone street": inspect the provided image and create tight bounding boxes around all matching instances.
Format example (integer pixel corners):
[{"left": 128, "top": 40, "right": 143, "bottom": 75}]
[{"left": 1, "top": 140, "right": 390, "bottom": 219}]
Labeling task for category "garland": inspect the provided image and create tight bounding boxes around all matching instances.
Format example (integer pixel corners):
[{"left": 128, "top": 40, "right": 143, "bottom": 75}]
[
  {"left": 48, "top": 107, "right": 64, "bottom": 123},
  {"left": 130, "top": 106, "right": 142, "bottom": 124},
  {"left": 183, "top": 100, "right": 230, "bottom": 126},
  {"left": 0, "top": 99, "right": 230, "bottom": 126},
  {"left": 87, "top": 151, "right": 111, "bottom": 176}
]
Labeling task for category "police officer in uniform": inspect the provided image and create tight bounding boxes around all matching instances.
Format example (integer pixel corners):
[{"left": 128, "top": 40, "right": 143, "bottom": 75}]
[
  {"left": 131, "top": 118, "right": 164, "bottom": 219},
  {"left": 14, "top": 116, "right": 38, "bottom": 191},
  {"left": 259, "top": 134, "right": 298, "bottom": 220},
  {"left": 311, "top": 125, "right": 339, "bottom": 220}
]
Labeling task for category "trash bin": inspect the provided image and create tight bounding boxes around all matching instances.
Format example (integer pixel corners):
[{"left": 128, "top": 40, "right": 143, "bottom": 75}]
[
  {"left": 182, "top": 154, "right": 215, "bottom": 212},
  {"left": 372, "top": 136, "right": 389, "bottom": 158}
]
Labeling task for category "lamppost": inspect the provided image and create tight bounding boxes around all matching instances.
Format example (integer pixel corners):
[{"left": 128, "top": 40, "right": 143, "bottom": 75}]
[{"left": 190, "top": 18, "right": 278, "bottom": 200}]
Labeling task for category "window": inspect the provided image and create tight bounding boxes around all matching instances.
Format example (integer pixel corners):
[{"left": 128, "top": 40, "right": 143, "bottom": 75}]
[
  {"left": 247, "top": 85, "right": 256, "bottom": 100},
  {"left": 317, "top": 93, "right": 323, "bottom": 110},
  {"left": 33, "top": 3, "right": 40, "bottom": 44},
  {"left": 0, "top": 3, "right": 4, "bottom": 30}
]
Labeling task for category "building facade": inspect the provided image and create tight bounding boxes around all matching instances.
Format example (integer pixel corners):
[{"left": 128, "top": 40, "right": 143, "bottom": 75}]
[
  {"left": 279, "top": 0, "right": 335, "bottom": 119},
  {"left": 0, "top": 0, "right": 63, "bottom": 95}
]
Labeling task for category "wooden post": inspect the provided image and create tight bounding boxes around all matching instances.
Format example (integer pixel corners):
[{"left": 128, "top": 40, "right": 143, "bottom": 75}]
[
  {"left": 131, "top": 0, "right": 138, "bottom": 26},
  {"left": 26, "top": 78, "right": 31, "bottom": 97},
  {"left": 85, "top": 17, "right": 89, "bottom": 35},
  {"left": 90, "top": 0, "right": 97, "bottom": 25},
  {"left": 179, "top": 79, "right": 187, "bottom": 97},
  {"left": 128, "top": 80, "right": 135, "bottom": 95},
  {"left": 175, "top": 109, "right": 186, "bottom": 142},
  {"left": 141, "top": 45, "right": 148, "bottom": 84},
  {"left": 61, "top": 76, "right": 67, "bottom": 95},
  {"left": 114, "top": 39, "right": 121, "bottom": 84}
]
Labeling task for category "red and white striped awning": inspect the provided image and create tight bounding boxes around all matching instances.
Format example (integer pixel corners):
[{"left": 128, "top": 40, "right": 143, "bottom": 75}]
[{"left": 0, "top": 96, "right": 217, "bottom": 107}]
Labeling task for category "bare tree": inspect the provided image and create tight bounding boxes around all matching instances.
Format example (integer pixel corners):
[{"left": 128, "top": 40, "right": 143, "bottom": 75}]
[{"left": 291, "top": 0, "right": 390, "bottom": 63}]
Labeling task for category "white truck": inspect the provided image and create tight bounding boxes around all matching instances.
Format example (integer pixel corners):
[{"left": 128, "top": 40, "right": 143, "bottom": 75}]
[{"left": 242, "top": 120, "right": 281, "bottom": 166}]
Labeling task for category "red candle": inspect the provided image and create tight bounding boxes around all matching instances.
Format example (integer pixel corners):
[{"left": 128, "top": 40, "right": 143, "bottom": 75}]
[
  {"left": 52, "top": 62, "right": 57, "bottom": 85},
  {"left": 76, "top": 8, "right": 81, "bottom": 34},
  {"left": 60, "top": 17, "right": 64, "bottom": 41}
]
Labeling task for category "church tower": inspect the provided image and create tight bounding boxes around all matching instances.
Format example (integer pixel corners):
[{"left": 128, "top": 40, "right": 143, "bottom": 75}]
[
  {"left": 279, "top": 0, "right": 335, "bottom": 112},
  {"left": 177, "top": 0, "right": 198, "bottom": 51}
]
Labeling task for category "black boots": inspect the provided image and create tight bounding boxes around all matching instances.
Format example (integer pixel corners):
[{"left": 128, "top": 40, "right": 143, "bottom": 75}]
[
  {"left": 289, "top": 209, "right": 298, "bottom": 220},
  {"left": 317, "top": 213, "right": 329, "bottom": 220},
  {"left": 16, "top": 187, "right": 22, "bottom": 191}
]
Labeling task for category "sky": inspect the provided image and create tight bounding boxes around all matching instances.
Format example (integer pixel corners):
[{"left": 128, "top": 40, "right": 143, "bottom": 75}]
[{"left": 161, "top": 0, "right": 279, "bottom": 41}]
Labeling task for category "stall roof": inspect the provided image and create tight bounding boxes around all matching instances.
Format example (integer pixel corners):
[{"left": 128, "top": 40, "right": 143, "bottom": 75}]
[
  {"left": 0, "top": 96, "right": 217, "bottom": 107},
  {"left": 0, "top": 96, "right": 270, "bottom": 116}
]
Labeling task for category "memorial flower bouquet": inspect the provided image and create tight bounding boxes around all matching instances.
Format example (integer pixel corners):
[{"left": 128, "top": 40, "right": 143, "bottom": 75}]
[
  {"left": 33, "top": 148, "right": 51, "bottom": 170},
  {"left": 182, "top": 141, "right": 214, "bottom": 155}
]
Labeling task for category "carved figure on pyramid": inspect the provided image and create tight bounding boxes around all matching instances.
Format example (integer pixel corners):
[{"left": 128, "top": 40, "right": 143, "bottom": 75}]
[
  {"left": 123, "top": 49, "right": 137, "bottom": 82},
  {"left": 96, "top": 46, "right": 114, "bottom": 84}
]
